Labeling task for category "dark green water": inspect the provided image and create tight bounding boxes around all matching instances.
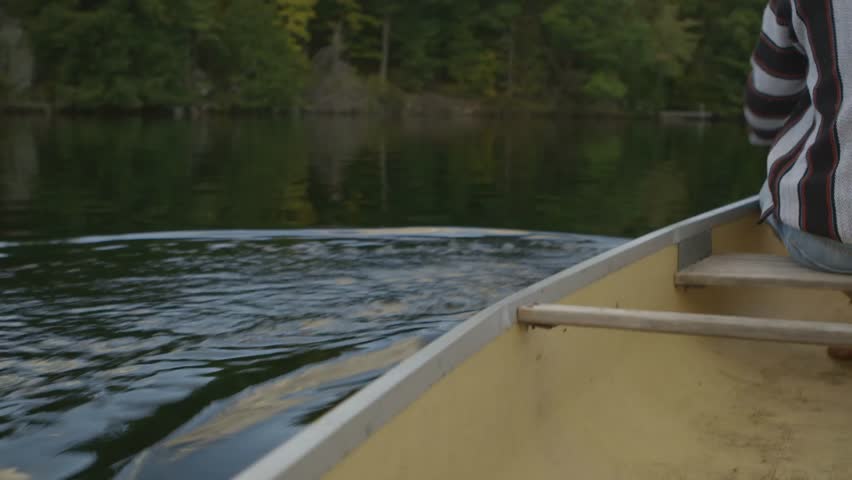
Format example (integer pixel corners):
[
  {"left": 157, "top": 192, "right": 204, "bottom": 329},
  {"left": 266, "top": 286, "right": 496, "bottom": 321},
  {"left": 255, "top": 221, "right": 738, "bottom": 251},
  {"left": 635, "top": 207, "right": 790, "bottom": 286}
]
[
  {"left": 0, "top": 117, "right": 764, "bottom": 479},
  {"left": 1, "top": 117, "right": 764, "bottom": 239}
]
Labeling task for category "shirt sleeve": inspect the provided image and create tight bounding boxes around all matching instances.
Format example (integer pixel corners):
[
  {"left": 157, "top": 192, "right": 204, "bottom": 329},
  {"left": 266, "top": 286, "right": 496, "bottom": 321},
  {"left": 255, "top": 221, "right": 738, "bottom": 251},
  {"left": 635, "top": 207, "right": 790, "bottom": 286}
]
[{"left": 744, "top": 0, "right": 808, "bottom": 146}]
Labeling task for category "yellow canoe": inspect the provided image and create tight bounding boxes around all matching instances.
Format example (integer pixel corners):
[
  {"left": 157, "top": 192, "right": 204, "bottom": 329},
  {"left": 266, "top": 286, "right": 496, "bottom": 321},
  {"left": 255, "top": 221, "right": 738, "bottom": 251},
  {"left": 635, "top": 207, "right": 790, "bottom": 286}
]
[{"left": 236, "top": 197, "right": 852, "bottom": 480}]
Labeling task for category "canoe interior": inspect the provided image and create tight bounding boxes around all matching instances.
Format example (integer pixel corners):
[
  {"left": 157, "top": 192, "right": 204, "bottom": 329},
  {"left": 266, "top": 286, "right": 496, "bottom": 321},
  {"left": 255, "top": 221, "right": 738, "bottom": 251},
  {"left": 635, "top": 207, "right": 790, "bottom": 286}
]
[{"left": 321, "top": 213, "right": 852, "bottom": 480}]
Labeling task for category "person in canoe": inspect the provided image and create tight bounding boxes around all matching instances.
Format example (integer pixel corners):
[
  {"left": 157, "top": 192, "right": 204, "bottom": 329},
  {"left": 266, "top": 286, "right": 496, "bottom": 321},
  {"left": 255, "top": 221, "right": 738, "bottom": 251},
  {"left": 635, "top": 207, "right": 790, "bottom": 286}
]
[
  {"left": 745, "top": 1, "right": 852, "bottom": 273},
  {"left": 745, "top": 0, "right": 852, "bottom": 358}
]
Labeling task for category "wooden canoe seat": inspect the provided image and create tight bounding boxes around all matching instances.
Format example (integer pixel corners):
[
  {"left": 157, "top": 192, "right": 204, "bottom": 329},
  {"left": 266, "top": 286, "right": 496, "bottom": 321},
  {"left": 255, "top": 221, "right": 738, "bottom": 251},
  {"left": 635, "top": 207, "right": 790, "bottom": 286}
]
[
  {"left": 517, "top": 304, "right": 852, "bottom": 346},
  {"left": 675, "top": 254, "right": 852, "bottom": 292}
]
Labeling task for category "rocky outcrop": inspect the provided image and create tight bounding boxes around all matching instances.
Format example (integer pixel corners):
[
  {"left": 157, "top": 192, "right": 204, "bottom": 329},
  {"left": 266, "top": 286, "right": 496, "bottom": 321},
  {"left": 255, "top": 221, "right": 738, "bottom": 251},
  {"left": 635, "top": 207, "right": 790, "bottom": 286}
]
[
  {"left": 303, "top": 46, "right": 377, "bottom": 114},
  {"left": 0, "top": 9, "right": 34, "bottom": 97},
  {"left": 303, "top": 50, "right": 480, "bottom": 117},
  {"left": 303, "top": 30, "right": 479, "bottom": 117}
]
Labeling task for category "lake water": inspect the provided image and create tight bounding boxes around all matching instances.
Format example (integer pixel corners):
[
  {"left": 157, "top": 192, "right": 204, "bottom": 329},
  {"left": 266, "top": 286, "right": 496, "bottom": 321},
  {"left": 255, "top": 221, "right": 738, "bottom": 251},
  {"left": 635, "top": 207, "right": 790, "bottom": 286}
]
[{"left": 0, "top": 116, "right": 764, "bottom": 479}]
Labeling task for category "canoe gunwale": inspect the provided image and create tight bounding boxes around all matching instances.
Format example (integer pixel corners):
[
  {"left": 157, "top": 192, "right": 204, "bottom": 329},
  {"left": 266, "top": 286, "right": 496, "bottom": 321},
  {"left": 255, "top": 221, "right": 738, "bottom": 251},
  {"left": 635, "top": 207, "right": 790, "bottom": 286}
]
[{"left": 235, "top": 196, "right": 760, "bottom": 480}]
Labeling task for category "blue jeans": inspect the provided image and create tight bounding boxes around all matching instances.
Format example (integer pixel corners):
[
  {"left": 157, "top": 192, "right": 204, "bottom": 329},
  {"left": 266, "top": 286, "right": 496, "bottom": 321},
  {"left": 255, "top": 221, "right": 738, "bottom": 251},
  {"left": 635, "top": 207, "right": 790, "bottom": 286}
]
[{"left": 766, "top": 215, "right": 852, "bottom": 274}]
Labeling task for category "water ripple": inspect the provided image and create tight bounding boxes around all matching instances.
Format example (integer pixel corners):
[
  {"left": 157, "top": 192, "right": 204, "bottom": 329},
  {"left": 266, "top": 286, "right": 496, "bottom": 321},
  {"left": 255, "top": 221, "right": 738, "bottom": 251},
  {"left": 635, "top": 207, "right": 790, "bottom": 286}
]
[{"left": 0, "top": 229, "right": 622, "bottom": 479}]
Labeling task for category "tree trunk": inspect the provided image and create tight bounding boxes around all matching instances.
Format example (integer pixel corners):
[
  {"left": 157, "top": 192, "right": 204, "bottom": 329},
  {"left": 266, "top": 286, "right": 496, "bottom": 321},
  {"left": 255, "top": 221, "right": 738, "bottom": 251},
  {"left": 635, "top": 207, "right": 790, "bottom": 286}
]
[{"left": 380, "top": 14, "right": 391, "bottom": 85}]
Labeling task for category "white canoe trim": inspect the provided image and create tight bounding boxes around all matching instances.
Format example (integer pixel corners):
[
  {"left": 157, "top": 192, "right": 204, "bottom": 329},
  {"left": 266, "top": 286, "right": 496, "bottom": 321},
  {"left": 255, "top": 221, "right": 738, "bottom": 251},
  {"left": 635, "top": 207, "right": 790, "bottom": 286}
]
[{"left": 234, "top": 197, "right": 759, "bottom": 480}]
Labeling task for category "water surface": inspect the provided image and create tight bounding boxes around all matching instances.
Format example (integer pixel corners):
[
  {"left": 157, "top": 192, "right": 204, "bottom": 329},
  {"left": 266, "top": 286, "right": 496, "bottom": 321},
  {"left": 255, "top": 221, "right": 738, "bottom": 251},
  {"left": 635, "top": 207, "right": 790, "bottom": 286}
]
[
  {"left": 0, "top": 117, "right": 764, "bottom": 478},
  {"left": 0, "top": 117, "right": 764, "bottom": 239}
]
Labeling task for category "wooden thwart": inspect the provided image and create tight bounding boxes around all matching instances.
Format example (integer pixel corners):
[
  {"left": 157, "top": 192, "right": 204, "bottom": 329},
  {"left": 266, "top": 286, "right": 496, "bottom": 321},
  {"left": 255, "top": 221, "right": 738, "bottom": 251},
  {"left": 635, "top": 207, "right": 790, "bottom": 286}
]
[
  {"left": 676, "top": 254, "right": 852, "bottom": 291},
  {"left": 518, "top": 304, "right": 852, "bottom": 346}
]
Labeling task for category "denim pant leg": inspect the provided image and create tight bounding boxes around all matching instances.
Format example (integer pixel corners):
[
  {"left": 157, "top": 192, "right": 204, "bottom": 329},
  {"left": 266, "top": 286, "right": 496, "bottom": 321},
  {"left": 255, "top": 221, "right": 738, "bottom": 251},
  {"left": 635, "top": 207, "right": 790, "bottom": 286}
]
[{"left": 767, "top": 215, "right": 852, "bottom": 274}]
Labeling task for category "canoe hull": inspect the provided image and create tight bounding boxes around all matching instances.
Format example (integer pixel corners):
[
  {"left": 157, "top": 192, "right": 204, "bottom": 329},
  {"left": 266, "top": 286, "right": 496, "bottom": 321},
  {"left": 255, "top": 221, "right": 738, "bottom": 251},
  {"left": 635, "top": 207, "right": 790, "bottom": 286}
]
[{"left": 238, "top": 200, "right": 852, "bottom": 479}]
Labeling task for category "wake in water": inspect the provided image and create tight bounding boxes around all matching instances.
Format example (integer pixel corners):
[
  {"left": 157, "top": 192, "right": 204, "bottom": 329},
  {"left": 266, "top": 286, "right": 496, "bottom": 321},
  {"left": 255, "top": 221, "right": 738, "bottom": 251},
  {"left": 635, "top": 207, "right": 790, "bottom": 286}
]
[{"left": 0, "top": 228, "right": 623, "bottom": 479}]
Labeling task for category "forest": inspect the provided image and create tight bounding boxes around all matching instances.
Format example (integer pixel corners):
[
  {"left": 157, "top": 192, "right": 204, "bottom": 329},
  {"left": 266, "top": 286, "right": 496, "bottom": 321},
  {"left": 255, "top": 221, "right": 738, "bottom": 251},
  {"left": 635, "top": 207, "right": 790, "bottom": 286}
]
[{"left": 3, "top": 0, "right": 767, "bottom": 114}]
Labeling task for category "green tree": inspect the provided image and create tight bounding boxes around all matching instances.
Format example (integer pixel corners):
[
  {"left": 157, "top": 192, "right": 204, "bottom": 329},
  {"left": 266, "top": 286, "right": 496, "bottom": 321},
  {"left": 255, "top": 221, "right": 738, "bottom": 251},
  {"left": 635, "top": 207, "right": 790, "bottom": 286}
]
[
  {"left": 10, "top": 0, "right": 306, "bottom": 110},
  {"left": 277, "top": 0, "right": 319, "bottom": 54},
  {"left": 6, "top": 0, "right": 770, "bottom": 113},
  {"left": 671, "top": 0, "right": 765, "bottom": 112},
  {"left": 542, "top": 0, "right": 648, "bottom": 107},
  {"left": 312, "top": 0, "right": 378, "bottom": 60},
  {"left": 358, "top": 0, "right": 405, "bottom": 84},
  {"left": 652, "top": 4, "right": 699, "bottom": 79}
]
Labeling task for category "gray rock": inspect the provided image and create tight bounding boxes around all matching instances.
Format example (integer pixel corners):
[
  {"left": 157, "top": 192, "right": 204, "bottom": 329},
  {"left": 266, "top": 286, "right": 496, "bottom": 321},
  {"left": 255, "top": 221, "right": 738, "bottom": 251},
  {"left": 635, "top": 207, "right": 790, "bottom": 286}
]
[{"left": 304, "top": 47, "right": 376, "bottom": 114}]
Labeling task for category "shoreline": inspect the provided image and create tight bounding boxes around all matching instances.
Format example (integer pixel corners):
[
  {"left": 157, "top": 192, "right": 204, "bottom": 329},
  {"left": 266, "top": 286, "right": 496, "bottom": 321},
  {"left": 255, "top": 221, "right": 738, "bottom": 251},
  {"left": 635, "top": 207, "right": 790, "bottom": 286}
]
[{"left": 0, "top": 102, "right": 742, "bottom": 122}]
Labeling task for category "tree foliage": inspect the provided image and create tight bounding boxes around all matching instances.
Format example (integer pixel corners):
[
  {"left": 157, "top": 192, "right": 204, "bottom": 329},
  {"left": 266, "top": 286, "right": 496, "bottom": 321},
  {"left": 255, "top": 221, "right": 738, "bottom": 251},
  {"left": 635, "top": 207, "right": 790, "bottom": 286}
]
[
  {"left": 8, "top": 0, "right": 306, "bottom": 110},
  {"left": 277, "top": 0, "right": 319, "bottom": 52},
  {"left": 7, "top": 0, "right": 767, "bottom": 113}
]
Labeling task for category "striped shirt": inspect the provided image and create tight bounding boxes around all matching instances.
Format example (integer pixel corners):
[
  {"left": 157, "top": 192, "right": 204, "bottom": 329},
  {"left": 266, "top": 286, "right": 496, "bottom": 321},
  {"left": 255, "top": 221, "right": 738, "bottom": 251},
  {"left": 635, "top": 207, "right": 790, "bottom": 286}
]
[{"left": 745, "top": 0, "right": 852, "bottom": 243}]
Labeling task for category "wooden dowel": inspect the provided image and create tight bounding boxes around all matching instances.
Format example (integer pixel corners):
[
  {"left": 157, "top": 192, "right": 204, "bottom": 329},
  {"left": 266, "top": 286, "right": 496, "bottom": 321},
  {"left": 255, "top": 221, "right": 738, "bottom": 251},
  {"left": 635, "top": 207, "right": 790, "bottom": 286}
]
[{"left": 518, "top": 304, "right": 852, "bottom": 346}]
